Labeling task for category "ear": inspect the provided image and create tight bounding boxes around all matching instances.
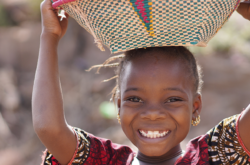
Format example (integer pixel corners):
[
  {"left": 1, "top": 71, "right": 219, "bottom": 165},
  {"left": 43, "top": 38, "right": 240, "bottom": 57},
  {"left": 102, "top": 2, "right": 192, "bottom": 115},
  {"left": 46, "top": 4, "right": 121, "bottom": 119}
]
[
  {"left": 192, "top": 93, "right": 202, "bottom": 120},
  {"left": 117, "top": 97, "right": 121, "bottom": 114}
]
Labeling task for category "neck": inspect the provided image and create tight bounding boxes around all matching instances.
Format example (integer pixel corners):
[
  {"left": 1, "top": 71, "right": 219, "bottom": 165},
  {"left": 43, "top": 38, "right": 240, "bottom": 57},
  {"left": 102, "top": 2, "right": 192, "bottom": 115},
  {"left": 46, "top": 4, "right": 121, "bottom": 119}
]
[{"left": 137, "top": 145, "right": 182, "bottom": 164}]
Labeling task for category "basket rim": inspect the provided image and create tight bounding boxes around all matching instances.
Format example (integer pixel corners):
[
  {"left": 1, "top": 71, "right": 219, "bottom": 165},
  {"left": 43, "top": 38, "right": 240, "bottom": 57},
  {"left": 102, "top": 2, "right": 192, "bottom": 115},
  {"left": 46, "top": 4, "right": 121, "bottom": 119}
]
[
  {"left": 52, "top": 0, "right": 76, "bottom": 9},
  {"left": 52, "top": 0, "right": 242, "bottom": 53}
]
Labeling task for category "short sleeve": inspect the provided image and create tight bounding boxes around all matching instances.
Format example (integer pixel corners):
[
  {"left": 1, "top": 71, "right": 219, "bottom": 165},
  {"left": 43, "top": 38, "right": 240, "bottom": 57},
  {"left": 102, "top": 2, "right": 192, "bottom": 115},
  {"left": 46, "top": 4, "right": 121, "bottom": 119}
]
[
  {"left": 207, "top": 114, "right": 250, "bottom": 164},
  {"left": 176, "top": 113, "right": 250, "bottom": 165},
  {"left": 42, "top": 127, "right": 135, "bottom": 165}
]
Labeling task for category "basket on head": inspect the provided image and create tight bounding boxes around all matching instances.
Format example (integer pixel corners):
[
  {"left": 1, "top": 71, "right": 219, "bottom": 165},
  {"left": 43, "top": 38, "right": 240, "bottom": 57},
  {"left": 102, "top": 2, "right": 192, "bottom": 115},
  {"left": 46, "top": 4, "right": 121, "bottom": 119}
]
[{"left": 52, "top": 0, "right": 241, "bottom": 54}]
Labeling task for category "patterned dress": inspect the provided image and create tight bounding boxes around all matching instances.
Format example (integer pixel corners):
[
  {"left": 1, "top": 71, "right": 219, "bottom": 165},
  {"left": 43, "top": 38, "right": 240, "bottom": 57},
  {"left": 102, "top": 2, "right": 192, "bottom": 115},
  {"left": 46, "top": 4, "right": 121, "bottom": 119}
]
[{"left": 42, "top": 113, "right": 250, "bottom": 165}]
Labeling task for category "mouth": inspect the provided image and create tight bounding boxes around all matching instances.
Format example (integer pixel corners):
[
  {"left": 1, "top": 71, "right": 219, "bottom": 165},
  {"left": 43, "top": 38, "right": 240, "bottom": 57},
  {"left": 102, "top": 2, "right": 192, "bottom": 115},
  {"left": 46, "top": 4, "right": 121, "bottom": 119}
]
[{"left": 138, "top": 130, "right": 170, "bottom": 139}]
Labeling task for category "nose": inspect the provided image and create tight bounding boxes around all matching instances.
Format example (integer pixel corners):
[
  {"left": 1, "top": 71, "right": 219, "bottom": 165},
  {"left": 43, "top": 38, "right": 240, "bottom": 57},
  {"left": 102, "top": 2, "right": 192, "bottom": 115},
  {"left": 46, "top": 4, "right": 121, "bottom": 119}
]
[{"left": 140, "top": 106, "right": 167, "bottom": 120}]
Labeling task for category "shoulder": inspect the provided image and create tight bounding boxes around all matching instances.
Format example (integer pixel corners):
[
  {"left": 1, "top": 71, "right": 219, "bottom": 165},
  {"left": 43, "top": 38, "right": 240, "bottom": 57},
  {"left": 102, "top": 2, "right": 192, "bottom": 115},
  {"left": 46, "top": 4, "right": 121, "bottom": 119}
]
[
  {"left": 176, "top": 114, "right": 250, "bottom": 165},
  {"left": 207, "top": 114, "right": 239, "bottom": 137},
  {"left": 207, "top": 113, "right": 250, "bottom": 164},
  {"left": 42, "top": 127, "right": 135, "bottom": 165}
]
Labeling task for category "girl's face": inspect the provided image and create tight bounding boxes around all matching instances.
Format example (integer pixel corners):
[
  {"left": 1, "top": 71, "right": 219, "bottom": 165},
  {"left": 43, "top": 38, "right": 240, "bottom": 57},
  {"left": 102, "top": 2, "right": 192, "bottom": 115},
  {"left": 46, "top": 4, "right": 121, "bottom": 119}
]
[{"left": 117, "top": 52, "right": 202, "bottom": 157}]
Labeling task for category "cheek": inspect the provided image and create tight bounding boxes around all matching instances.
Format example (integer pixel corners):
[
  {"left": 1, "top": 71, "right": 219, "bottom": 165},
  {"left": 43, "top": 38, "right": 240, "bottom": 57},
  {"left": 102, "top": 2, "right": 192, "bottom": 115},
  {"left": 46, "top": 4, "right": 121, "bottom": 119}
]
[
  {"left": 173, "top": 105, "right": 192, "bottom": 138},
  {"left": 120, "top": 101, "right": 140, "bottom": 121},
  {"left": 119, "top": 105, "right": 138, "bottom": 143}
]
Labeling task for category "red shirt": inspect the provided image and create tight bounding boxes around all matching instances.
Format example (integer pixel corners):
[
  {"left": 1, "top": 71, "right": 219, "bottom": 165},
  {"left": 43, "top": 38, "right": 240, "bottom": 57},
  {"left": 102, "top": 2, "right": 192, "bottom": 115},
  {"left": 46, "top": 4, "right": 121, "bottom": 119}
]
[{"left": 42, "top": 113, "right": 250, "bottom": 165}]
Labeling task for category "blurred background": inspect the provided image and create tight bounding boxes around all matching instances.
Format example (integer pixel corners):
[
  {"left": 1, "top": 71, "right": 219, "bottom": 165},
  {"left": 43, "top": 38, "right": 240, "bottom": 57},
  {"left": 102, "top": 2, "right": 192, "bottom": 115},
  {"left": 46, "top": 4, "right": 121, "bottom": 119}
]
[{"left": 0, "top": 0, "right": 250, "bottom": 164}]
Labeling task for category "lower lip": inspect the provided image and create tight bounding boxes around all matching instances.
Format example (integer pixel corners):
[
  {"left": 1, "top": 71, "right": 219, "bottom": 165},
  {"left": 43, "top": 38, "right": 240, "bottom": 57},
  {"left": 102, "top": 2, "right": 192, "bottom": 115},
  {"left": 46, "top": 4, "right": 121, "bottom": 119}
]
[{"left": 137, "top": 130, "right": 171, "bottom": 143}]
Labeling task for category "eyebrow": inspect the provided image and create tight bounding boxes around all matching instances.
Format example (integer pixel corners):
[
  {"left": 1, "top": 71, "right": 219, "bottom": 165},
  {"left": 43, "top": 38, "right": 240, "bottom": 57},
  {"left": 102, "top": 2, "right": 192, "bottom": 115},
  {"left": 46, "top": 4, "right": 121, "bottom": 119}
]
[
  {"left": 164, "top": 87, "right": 185, "bottom": 94},
  {"left": 124, "top": 87, "right": 185, "bottom": 94},
  {"left": 124, "top": 87, "right": 142, "bottom": 93}
]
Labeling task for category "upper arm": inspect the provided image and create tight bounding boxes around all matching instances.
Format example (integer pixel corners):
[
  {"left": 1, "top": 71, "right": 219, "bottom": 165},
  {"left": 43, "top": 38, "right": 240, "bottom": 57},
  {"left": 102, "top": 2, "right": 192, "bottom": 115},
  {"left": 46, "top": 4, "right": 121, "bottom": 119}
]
[
  {"left": 238, "top": 104, "right": 250, "bottom": 153},
  {"left": 38, "top": 125, "right": 77, "bottom": 165}
]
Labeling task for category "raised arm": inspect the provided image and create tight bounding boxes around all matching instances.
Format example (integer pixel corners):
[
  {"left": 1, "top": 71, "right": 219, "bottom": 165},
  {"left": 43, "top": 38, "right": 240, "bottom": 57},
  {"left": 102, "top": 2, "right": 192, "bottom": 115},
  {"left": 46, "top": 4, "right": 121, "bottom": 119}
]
[
  {"left": 237, "top": 1, "right": 250, "bottom": 21},
  {"left": 237, "top": 1, "right": 250, "bottom": 153},
  {"left": 32, "top": 0, "right": 76, "bottom": 164},
  {"left": 239, "top": 105, "right": 250, "bottom": 153}
]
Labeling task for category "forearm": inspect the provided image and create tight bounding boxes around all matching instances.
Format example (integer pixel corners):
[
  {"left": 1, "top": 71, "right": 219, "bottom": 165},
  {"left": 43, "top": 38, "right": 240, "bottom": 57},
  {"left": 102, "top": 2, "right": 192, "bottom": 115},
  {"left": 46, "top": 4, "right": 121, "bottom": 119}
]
[
  {"left": 32, "top": 33, "right": 67, "bottom": 133},
  {"left": 32, "top": 33, "right": 77, "bottom": 164}
]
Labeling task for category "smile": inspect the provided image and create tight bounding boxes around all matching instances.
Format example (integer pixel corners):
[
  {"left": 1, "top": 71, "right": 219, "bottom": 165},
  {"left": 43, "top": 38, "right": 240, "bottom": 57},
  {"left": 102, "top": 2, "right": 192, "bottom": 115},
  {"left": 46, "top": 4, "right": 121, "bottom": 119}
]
[{"left": 139, "top": 130, "right": 170, "bottom": 139}]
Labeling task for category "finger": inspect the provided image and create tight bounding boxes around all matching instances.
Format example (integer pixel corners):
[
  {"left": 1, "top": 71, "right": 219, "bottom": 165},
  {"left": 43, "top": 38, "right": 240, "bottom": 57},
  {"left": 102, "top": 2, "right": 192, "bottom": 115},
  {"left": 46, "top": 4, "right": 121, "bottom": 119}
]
[
  {"left": 41, "top": 0, "right": 54, "bottom": 12},
  {"left": 241, "top": 0, "right": 250, "bottom": 3},
  {"left": 60, "top": 17, "right": 68, "bottom": 29},
  {"left": 59, "top": 18, "right": 68, "bottom": 37},
  {"left": 43, "top": 0, "right": 52, "bottom": 6},
  {"left": 54, "top": 10, "right": 59, "bottom": 14},
  {"left": 65, "top": 13, "right": 69, "bottom": 18},
  {"left": 41, "top": 0, "right": 50, "bottom": 9}
]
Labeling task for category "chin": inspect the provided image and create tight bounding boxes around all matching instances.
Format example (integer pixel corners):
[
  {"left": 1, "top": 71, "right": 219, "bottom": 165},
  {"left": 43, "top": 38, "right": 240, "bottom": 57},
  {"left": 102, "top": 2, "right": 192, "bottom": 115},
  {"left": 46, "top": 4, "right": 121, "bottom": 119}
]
[{"left": 138, "top": 145, "right": 169, "bottom": 157}]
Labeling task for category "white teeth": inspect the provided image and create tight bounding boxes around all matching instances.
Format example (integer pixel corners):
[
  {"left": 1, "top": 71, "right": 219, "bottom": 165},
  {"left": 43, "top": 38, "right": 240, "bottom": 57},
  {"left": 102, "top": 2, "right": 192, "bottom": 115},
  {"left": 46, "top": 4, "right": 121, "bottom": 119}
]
[{"left": 139, "top": 130, "right": 169, "bottom": 139}]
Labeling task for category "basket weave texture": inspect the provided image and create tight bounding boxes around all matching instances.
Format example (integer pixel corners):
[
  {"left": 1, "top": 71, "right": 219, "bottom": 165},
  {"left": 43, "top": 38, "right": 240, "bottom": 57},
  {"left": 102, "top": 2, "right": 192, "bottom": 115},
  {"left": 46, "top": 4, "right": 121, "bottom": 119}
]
[{"left": 52, "top": 0, "right": 240, "bottom": 53}]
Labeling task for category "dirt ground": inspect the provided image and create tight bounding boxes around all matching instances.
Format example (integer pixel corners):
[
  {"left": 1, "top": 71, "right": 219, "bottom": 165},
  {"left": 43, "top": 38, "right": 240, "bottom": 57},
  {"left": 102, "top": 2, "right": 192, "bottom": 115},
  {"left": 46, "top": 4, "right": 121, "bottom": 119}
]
[{"left": 0, "top": 5, "right": 250, "bottom": 165}]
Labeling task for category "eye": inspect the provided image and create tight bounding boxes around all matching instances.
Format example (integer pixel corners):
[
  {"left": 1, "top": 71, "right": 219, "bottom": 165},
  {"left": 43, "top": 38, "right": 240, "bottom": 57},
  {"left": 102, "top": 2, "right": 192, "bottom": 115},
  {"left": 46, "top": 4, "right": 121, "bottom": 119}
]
[
  {"left": 127, "top": 97, "right": 143, "bottom": 103},
  {"left": 165, "top": 97, "right": 183, "bottom": 103}
]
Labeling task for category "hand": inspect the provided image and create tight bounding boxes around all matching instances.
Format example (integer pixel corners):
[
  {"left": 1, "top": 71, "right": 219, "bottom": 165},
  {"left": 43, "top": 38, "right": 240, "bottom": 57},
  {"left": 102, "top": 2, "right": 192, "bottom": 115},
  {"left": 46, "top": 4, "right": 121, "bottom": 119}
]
[
  {"left": 237, "top": 1, "right": 250, "bottom": 21},
  {"left": 40, "top": 0, "right": 68, "bottom": 39}
]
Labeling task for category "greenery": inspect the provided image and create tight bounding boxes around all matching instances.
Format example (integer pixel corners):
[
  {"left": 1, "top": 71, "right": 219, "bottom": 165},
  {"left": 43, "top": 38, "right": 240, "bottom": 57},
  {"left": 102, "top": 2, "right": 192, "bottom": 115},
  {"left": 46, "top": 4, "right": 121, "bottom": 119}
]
[
  {"left": 0, "top": 3, "right": 11, "bottom": 26},
  {"left": 27, "top": 0, "right": 42, "bottom": 20},
  {"left": 99, "top": 101, "right": 117, "bottom": 119}
]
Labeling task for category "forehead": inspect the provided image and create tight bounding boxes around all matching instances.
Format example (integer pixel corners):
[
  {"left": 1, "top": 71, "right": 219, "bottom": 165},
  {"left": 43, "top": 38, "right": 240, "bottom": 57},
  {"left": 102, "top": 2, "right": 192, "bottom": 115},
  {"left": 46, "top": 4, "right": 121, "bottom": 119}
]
[{"left": 120, "top": 53, "right": 194, "bottom": 94}]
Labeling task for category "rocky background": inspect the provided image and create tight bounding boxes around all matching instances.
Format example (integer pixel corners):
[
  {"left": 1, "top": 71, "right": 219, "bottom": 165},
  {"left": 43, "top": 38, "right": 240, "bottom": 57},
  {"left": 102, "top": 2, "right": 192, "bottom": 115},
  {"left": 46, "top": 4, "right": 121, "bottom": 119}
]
[{"left": 0, "top": 0, "right": 250, "bottom": 164}]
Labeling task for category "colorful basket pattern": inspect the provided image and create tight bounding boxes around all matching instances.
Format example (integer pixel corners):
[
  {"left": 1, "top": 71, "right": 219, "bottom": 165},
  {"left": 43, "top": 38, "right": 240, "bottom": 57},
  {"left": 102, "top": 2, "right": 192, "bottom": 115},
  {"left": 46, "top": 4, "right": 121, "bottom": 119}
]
[{"left": 52, "top": 0, "right": 241, "bottom": 53}]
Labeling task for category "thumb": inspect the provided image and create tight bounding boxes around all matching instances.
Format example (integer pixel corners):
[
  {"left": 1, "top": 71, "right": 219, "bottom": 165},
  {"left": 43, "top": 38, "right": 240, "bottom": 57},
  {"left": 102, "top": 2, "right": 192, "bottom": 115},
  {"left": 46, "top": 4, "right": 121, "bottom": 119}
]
[{"left": 59, "top": 13, "right": 69, "bottom": 37}]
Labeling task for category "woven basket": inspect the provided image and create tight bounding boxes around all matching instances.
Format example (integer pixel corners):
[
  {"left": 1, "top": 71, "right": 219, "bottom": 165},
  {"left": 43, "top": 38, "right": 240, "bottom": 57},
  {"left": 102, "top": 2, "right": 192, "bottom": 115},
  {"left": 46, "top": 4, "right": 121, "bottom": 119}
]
[{"left": 52, "top": 0, "right": 241, "bottom": 53}]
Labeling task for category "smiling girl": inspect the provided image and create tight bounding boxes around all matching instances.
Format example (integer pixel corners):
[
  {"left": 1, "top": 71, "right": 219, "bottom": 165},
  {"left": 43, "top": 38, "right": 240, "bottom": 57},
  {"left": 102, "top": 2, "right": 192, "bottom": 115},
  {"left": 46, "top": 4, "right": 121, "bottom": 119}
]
[{"left": 33, "top": 0, "right": 250, "bottom": 164}]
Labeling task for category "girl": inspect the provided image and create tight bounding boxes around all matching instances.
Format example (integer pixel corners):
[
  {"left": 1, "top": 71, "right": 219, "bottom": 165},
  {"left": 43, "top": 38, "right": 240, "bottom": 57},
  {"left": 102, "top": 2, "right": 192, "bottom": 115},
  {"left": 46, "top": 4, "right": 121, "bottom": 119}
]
[{"left": 33, "top": 0, "right": 250, "bottom": 164}]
